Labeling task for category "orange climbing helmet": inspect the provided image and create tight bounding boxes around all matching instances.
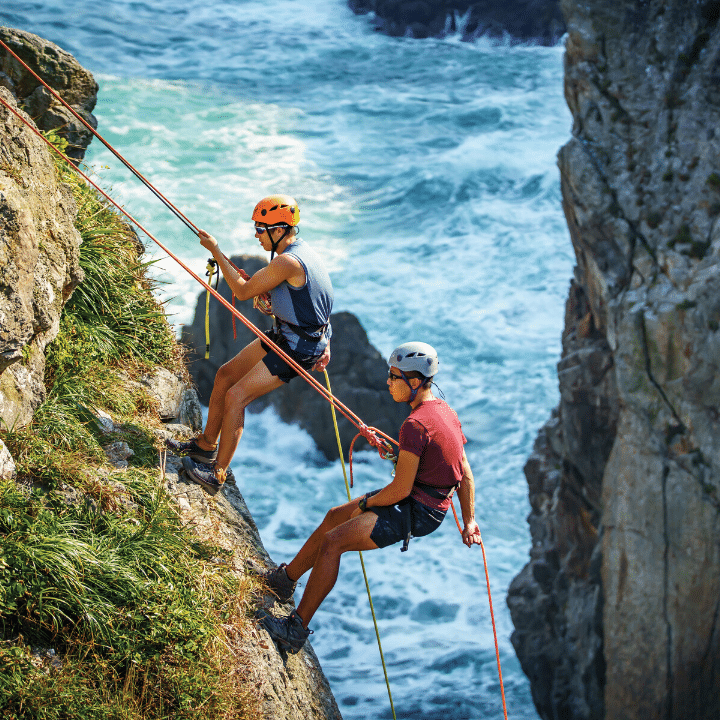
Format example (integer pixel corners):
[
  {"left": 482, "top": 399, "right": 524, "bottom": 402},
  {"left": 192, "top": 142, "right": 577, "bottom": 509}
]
[{"left": 252, "top": 195, "right": 300, "bottom": 226}]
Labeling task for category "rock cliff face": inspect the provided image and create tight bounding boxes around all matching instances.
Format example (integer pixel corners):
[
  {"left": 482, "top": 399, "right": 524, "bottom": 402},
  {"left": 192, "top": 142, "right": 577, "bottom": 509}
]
[
  {"left": 0, "top": 83, "right": 84, "bottom": 429},
  {"left": 181, "top": 260, "right": 408, "bottom": 460},
  {"left": 0, "top": 27, "right": 98, "bottom": 162},
  {"left": 508, "top": 3, "right": 720, "bottom": 720}
]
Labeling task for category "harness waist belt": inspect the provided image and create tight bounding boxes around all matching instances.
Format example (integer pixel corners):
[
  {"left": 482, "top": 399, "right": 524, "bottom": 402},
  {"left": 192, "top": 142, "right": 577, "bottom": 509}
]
[
  {"left": 276, "top": 318, "right": 328, "bottom": 344},
  {"left": 413, "top": 480, "right": 459, "bottom": 500}
]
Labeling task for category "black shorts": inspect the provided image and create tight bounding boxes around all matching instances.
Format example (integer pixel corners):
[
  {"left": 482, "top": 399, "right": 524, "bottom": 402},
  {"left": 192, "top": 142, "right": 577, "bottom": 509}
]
[
  {"left": 260, "top": 329, "right": 320, "bottom": 384},
  {"left": 366, "top": 490, "right": 446, "bottom": 549}
]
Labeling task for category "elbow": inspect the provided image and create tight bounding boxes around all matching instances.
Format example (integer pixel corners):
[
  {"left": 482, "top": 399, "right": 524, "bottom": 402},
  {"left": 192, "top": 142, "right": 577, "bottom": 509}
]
[
  {"left": 233, "top": 285, "right": 251, "bottom": 302},
  {"left": 394, "top": 486, "right": 412, "bottom": 503}
]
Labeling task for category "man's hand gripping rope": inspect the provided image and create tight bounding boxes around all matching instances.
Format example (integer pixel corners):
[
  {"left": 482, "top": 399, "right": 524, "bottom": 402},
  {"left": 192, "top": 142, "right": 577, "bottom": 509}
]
[{"left": 348, "top": 423, "right": 398, "bottom": 489}]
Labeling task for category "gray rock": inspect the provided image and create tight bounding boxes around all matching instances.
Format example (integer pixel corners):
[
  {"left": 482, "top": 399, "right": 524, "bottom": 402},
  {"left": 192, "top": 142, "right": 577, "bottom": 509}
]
[
  {"left": 509, "top": 2, "right": 720, "bottom": 719},
  {"left": 181, "top": 255, "right": 408, "bottom": 460},
  {"left": 175, "top": 387, "right": 203, "bottom": 431},
  {"left": 137, "top": 366, "right": 188, "bottom": 419},
  {"left": 0, "top": 439, "right": 15, "bottom": 480},
  {"left": 0, "top": 27, "right": 98, "bottom": 161},
  {"left": 0, "top": 85, "right": 84, "bottom": 430},
  {"left": 102, "top": 441, "right": 134, "bottom": 468}
]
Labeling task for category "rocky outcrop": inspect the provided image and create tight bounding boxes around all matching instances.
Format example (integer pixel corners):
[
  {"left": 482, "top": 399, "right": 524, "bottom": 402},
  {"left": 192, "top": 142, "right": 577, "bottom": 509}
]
[
  {"left": 349, "top": 0, "right": 565, "bottom": 44},
  {"left": 508, "top": 2, "right": 720, "bottom": 719},
  {"left": 0, "top": 84, "right": 84, "bottom": 430},
  {"left": 0, "top": 27, "right": 98, "bottom": 162},
  {"left": 181, "top": 256, "right": 408, "bottom": 460}
]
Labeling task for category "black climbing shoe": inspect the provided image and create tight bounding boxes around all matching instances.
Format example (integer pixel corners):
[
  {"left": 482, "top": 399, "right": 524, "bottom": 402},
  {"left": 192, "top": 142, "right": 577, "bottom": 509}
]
[
  {"left": 260, "top": 563, "right": 297, "bottom": 603},
  {"left": 257, "top": 609, "right": 312, "bottom": 654},
  {"left": 181, "top": 456, "right": 226, "bottom": 495},
  {"left": 165, "top": 436, "right": 218, "bottom": 463}
]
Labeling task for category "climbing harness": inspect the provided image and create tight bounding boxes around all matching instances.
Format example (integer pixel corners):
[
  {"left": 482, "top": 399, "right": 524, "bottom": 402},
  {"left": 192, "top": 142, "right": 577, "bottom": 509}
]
[{"left": 0, "top": 38, "right": 508, "bottom": 720}]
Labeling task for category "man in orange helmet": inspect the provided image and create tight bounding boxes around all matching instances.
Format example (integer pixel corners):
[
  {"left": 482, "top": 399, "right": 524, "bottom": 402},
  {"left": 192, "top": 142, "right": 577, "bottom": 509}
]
[{"left": 168, "top": 195, "right": 334, "bottom": 494}]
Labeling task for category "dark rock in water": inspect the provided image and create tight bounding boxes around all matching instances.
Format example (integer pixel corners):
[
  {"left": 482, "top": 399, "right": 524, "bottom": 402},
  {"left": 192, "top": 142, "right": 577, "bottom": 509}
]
[
  {"left": 348, "top": 0, "right": 565, "bottom": 45},
  {"left": 181, "top": 254, "right": 408, "bottom": 460},
  {"left": 0, "top": 26, "right": 98, "bottom": 162}
]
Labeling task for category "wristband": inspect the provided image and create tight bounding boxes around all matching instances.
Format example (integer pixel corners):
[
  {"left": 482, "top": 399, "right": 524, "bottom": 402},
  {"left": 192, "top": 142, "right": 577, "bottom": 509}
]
[{"left": 358, "top": 494, "right": 368, "bottom": 512}]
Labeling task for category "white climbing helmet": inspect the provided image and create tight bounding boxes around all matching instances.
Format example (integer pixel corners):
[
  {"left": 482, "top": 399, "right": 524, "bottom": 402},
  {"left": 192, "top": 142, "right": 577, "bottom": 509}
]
[{"left": 387, "top": 341, "right": 439, "bottom": 378}]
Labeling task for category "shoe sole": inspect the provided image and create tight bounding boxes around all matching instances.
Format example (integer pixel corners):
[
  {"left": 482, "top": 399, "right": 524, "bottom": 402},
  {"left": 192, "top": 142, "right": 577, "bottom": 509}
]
[
  {"left": 181, "top": 456, "right": 222, "bottom": 496},
  {"left": 255, "top": 611, "right": 305, "bottom": 654}
]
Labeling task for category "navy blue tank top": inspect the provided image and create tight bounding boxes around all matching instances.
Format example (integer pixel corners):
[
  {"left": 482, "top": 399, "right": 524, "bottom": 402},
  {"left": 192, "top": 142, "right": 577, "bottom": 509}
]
[{"left": 269, "top": 238, "right": 333, "bottom": 356}]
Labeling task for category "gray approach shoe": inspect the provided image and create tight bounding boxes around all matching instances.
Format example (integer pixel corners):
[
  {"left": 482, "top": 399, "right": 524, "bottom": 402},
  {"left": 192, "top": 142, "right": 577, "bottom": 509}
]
[
  {"left": 257, "top": 608, "right": 312, "bottom": 654},
  {"left": 165, "top": 436, "right": 218, "bottom": 463},
  {"left": 181, "top": 456, "right": 225, "bottom": 496},
  {"left": 260, "top": 563, "right": 297, "bottom": 603}
]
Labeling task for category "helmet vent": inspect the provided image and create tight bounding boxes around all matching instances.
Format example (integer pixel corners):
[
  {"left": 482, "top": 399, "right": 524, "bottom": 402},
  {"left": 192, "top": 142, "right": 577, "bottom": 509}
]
[
  {"left": 270, "top": 204, "right": 279, "bottom": 211},
  {"left": 261, "top": 209, "right": 267, "bottom": 216}
]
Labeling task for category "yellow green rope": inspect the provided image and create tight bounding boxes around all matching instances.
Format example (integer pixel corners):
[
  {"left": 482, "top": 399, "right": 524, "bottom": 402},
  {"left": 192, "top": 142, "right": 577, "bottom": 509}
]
[
  {"left": 323, "top": 370, "right": 397, "bottom": 720},
  {"left": 204, "top": 260, "right": 215, "bottom": 359}
]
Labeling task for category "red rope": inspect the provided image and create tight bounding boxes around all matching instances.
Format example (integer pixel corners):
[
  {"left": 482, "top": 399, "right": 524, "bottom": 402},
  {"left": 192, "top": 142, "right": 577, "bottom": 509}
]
[{"left": 480, "top": 534, "right": 509, "bottom": 720}]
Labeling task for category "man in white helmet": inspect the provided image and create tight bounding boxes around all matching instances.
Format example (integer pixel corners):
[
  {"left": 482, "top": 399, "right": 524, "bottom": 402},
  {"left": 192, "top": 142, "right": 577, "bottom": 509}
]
[{"left": 256, "top": 341, "right": 481, "bottom": 654}]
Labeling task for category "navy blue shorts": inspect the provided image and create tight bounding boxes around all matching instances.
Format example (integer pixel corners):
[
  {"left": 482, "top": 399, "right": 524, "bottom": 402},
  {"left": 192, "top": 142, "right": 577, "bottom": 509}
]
[
  {"left": 260, "top": 329, "right": 320, "bottom": 383},
  {"left": 366, "top": 490, "right": 446, "bottom": 549}
]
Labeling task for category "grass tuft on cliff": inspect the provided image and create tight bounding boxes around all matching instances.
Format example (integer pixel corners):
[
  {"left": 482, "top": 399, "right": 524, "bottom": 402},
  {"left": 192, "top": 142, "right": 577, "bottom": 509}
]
[{"left": 0, "top": 136, "right": 260, "bottom": 720}]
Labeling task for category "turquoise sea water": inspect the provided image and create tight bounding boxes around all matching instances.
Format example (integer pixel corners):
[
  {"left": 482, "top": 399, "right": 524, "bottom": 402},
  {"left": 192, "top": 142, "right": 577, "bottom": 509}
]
[{"left": 2, "top": 1, "right": 574, "bottom": 717}]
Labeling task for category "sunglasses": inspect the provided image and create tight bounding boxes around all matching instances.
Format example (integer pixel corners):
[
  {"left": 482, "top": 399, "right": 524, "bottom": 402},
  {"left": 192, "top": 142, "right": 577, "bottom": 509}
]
[
  {"left": 254, "top": 224, "right": 286, "bottom": 234},
  {"left": 388, "top": 371, "right": 404, "bottom": 381}
]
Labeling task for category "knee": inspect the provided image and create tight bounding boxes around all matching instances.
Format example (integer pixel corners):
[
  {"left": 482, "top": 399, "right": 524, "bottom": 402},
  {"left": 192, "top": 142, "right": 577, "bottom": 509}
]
[
  {"left": 323, "top": 505, "right": 344, "bottom": 528},
  {"left": 214, "top": 362, "right": 235, "bottom": 388},
  {"left": 224, "top": 384, "right": 250, "bottom": 408}
]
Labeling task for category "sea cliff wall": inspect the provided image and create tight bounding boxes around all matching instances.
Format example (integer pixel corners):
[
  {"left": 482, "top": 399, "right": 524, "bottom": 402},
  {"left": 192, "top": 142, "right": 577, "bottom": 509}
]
[{"left": 508, "top": 2, "right": 720, "bottom": 719}]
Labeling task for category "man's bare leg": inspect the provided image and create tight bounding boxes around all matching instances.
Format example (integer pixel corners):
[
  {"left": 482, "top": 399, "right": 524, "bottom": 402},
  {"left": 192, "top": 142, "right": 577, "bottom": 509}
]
[{"left": 202, "top": 338, "right": 267, "bottom": 448}]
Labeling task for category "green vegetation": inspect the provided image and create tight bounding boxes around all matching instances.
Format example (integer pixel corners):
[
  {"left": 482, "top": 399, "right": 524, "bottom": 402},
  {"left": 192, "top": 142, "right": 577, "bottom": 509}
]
[
  {"left": 0, "top": 136, "right": 260, "bottom": 719},
  {"left": 707, "top": 172, "right": 720, "bottom": 190},
  {"left": 668, "top": 224, "right": 711, "bottom": 260}
]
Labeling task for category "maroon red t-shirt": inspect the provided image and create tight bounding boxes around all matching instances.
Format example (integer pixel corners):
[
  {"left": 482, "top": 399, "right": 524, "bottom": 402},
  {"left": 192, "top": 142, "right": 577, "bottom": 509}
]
[{"left": 399, "top": 398, "right": 467, "bottom": 511}]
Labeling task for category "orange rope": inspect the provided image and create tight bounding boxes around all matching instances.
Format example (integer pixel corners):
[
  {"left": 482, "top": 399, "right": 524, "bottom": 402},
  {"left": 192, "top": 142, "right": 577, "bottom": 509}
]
[
  {"left": 480, "top": 533, "right": 509, "bottom": 720},
  {"left": 0, "top": 46, "right": 509, "bottom": 713}
]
